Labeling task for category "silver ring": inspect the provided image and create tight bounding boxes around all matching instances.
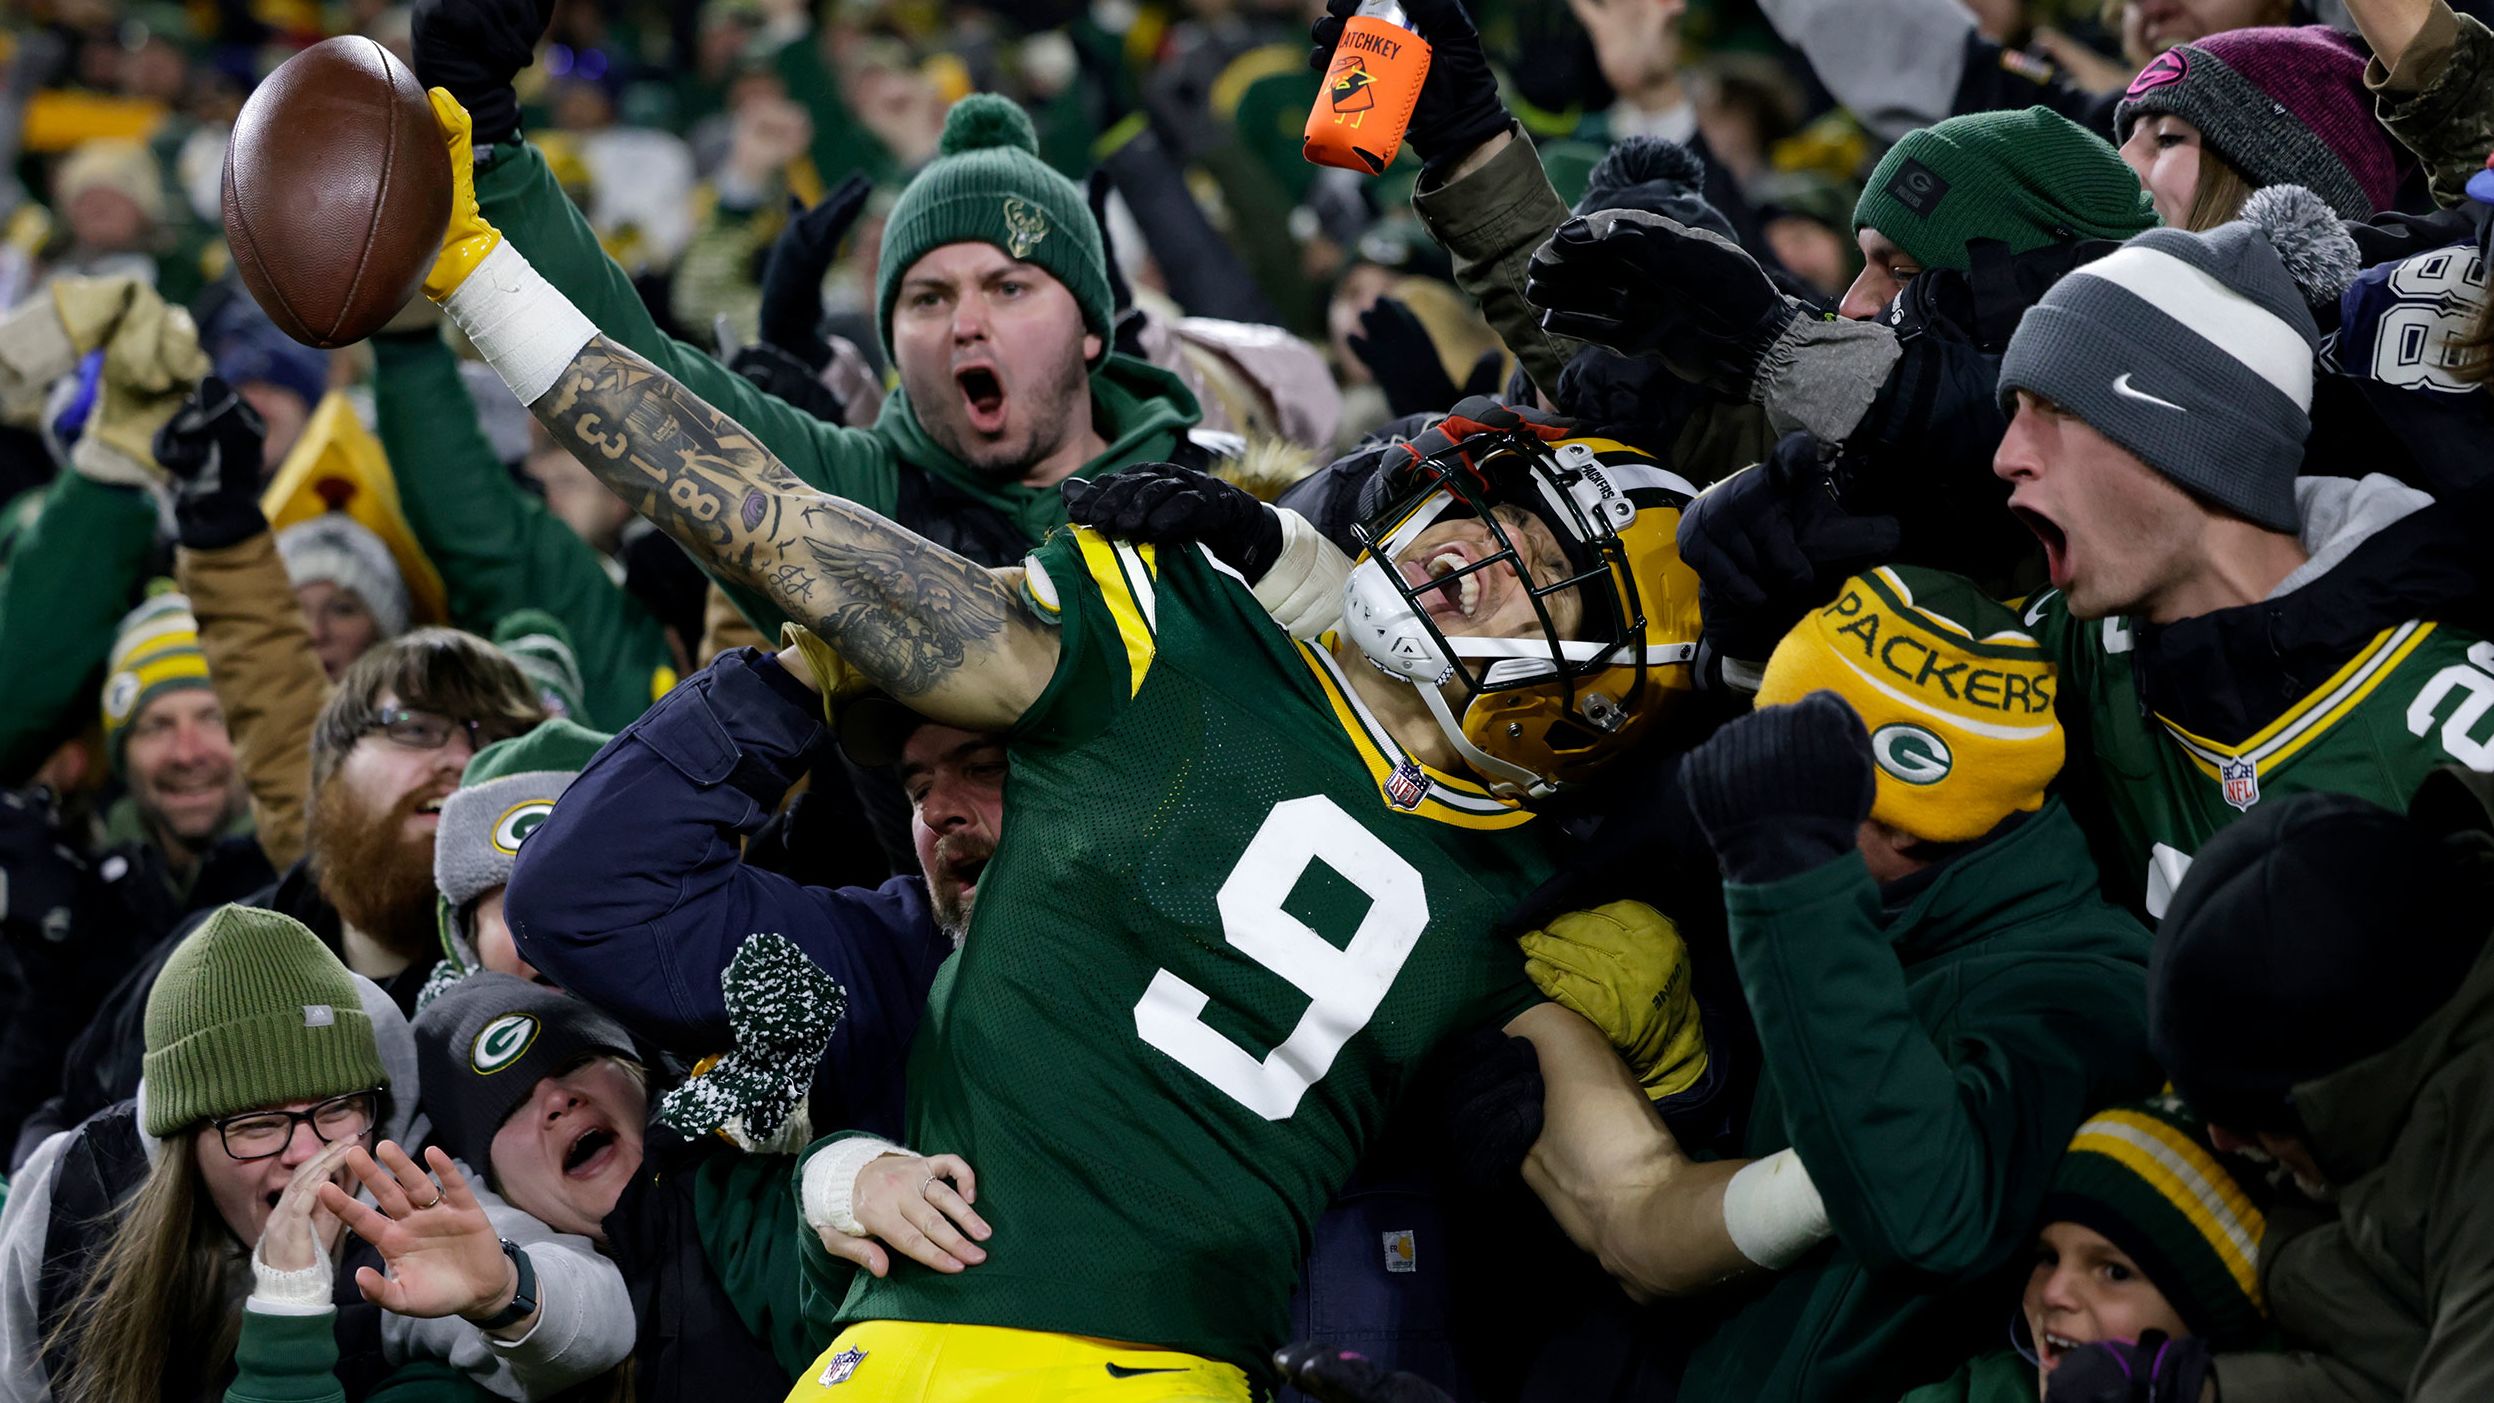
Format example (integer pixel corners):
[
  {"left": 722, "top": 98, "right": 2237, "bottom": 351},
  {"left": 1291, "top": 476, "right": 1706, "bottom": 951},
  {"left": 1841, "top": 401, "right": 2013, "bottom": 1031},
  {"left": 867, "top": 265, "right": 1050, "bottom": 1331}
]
[
  {"left": 416, "top": 1189, "right": 445, "bottom": 1210},
  {"left": 918, "top": 1174, "right": 938, "bottom": 1198}
]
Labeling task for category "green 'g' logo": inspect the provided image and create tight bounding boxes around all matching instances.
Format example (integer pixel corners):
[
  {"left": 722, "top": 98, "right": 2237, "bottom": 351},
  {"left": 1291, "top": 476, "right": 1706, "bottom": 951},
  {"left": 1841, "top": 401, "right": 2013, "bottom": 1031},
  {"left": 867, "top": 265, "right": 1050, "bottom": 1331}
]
[
  {"left": 491, "top": 800, "right": 557, "bottom": 856},
  {"left": 1870, "top": 723, "right": 1953, "bottom": 786},
  {"left": 471, "top": 1013, "right": 539, "bottom": 1074}
]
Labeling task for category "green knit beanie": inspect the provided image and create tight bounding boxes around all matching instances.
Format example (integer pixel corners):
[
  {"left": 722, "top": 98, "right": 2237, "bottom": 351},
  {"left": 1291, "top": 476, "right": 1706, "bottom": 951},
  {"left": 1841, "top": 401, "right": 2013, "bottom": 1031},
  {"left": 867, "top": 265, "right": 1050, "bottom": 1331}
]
[
  {"left": 874, "top": 94, "right": 1113, "bottom": 359},
  {"left": 2040, "top": 1096, "right": 2271, "bottom": 1349},
  {"left": 434, "top": 717, "right": 611, "bottom": 967},
  {"left": 141, "top": 905, "right": 388, "bottom": 1136},
  {"left": 1853, "top": 106, "right": 2158, "bottom": 274}
]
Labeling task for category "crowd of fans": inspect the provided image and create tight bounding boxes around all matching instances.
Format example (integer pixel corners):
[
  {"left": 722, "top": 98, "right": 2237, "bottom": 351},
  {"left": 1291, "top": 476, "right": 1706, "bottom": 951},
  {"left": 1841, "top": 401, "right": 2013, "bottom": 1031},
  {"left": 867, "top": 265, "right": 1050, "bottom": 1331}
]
[{"left": 0, "top": 0, "right": 2489, "bottom": 1398}]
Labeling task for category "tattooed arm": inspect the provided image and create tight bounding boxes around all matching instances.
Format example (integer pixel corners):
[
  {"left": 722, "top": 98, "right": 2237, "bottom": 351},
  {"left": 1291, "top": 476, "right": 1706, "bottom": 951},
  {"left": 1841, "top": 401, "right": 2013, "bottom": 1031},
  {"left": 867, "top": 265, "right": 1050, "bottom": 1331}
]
[{"left": 531, "top": 335, "right": 1060, "bottom": 729}]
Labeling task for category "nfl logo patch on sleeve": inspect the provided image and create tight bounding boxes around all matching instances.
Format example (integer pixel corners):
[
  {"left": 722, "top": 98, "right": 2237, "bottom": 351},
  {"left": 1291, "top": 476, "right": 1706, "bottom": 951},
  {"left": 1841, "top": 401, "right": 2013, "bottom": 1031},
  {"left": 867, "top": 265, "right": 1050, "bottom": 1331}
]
[
  {"left": 819, "top": 1347, "right": 868, "bottom": 1386},
  {"left": 1382, "top": 1229, "right": 1416, "bottom": 1273}
]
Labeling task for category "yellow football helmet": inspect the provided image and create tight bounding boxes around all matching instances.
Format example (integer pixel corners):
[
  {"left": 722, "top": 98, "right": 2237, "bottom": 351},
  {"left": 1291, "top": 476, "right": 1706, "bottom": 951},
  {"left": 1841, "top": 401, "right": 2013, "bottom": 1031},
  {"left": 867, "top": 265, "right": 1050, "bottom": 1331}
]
[{"left": 1340, "top": 421, "right": 1703, "bottom": 799}]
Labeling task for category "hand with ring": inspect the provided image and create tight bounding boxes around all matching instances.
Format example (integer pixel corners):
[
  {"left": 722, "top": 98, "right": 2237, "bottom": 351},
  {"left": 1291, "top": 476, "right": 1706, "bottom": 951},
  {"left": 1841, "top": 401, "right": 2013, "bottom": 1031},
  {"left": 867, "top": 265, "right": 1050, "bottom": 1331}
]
[
  {"left": 822, "top": 1151, "right": 991, "bottom": 1279},
  {"left": 316, "top": 1141, "right": 521, "bottom": 1325}
]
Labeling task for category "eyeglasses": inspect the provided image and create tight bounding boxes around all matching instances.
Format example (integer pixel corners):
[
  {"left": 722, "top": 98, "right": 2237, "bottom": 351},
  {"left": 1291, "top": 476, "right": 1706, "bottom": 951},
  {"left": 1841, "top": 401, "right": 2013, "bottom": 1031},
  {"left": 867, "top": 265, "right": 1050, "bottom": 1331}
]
[
  {"left": 212, "top": 1091, "right": 380, "bottom": 1161},
  {"left": 362, "top": 706, "right": 519, "bottom": 753}
]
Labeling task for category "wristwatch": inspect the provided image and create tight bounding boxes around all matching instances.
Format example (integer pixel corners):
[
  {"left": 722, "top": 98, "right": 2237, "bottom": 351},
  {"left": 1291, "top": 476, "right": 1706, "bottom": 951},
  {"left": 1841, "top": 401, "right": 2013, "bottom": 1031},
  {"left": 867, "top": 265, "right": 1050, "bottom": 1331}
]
[{"left": 476, "top": 1239, "right": 539, "bottom": 1330}]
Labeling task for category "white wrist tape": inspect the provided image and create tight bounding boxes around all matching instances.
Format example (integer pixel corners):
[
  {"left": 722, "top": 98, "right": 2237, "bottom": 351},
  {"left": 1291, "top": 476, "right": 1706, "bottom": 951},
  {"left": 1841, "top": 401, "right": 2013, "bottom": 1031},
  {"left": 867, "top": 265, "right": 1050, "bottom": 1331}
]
[
  {"left": 247, "top": 1238, "right": 336, "bottom": 1315},
  {"left": 439, "top": 240, "right": 598, "bottom": 406},
  {"left": 1252, "top": 507, "right": 1351, "bottom": 640},
  {"left": 803, "top": 1136, "right": 906, "bottom": 1237},
  {"left": 1722, "top": 1148, "right": 1832, "bottom": 1270}
]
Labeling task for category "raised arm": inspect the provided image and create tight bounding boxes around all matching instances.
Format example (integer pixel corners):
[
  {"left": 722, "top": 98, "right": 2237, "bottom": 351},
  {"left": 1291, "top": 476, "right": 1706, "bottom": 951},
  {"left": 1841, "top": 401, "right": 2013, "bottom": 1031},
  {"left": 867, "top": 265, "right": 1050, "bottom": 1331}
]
[
  {"left": 522, "top": 335, "right": 1056, "bottom": 726},
  {"left": 419, "top": 92, "right": 1057, "bottom": 731}
]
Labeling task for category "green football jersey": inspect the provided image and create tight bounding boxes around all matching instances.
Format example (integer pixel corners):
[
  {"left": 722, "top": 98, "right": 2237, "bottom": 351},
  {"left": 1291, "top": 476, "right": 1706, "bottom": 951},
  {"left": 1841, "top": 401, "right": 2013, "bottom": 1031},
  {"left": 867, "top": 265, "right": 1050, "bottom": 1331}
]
[
  {"left": 2028, "top": 588, "right": 2494, "bottom": 917},
  {"left": 839, "top": 526, "right": 1555, "bottom": 1380}
]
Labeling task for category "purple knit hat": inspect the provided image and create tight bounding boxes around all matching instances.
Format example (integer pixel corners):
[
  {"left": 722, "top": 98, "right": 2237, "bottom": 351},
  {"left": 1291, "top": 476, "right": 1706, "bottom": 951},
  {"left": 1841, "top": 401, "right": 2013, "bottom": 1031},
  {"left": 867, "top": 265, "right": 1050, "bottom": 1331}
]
[{"left": 2115, "top": 26, "right": 2401, "bottom": 220}]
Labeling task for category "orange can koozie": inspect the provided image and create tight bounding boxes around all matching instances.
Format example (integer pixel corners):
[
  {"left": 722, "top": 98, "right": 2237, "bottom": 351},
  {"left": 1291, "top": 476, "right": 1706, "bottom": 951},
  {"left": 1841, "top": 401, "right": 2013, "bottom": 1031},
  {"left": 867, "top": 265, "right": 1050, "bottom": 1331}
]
[{"left": 1304, "top": 3, "right": 1433, "bottom": 175}]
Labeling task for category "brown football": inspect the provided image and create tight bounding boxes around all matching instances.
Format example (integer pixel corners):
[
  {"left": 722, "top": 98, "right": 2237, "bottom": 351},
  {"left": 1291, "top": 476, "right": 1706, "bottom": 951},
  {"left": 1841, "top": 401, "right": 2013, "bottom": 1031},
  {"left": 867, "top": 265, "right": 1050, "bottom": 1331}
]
[{"left": 222, "top": 36, "right": 451, "bottom": 349}]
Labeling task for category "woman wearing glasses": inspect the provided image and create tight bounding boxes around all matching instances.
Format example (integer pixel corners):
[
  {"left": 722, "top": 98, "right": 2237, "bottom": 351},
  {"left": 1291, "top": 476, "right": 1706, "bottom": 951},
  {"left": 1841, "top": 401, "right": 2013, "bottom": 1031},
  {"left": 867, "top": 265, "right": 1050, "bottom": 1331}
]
[{"left": 0, "top": 904, "right": 632, "bottom": 1402}]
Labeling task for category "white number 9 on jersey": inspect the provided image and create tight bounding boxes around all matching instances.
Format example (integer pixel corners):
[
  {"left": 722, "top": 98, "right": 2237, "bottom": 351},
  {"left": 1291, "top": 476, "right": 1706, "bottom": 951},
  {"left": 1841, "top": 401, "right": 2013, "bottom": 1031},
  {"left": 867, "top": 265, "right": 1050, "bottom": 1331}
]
[{"left": 1133, "top": 795, "right": 1430, "bottom": 1120}]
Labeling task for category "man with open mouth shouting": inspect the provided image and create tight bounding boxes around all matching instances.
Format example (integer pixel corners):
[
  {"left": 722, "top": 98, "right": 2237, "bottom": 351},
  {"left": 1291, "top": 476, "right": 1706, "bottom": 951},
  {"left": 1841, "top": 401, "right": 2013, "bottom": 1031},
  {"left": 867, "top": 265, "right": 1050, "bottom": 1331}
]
[
  {"left": 1990, "top": 211, "right": 2494, "bottom": 918},
  {"left": 420, "top": 0, "right": 1218, "bottom": 610}
]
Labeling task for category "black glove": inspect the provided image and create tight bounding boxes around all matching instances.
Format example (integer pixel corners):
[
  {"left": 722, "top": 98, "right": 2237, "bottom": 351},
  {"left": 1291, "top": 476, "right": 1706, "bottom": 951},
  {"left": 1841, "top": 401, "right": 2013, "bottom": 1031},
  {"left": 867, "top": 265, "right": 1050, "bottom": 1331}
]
[
  {"left": 1273, "top": 1343, "right": 1457, "bottom": 1403},
  {"left": 0, "top": 788, "right": 89, "bottom": 952},
  {"left": 1413, "top": 1025, "right": 1544, "bottom": 1194},
  {"left": 2044, "top": 1333, "right": 2215, "bottom": 1403},
  {"left": 1525, "top": 209, "right": 1797, "bottom": 396},
  {"left": 1061, "top": 463, "right": 1285, "bottom": 581},
  {"left": 155, "top": 376, "right": 269, "bottom": 551},
  {"left": 1308, "top": 0, "right": 1509, "bottom": 172},
  {"left": 1680, "top": 691, "right": 1876, "bottom": 884},
  {"left": 756, "top": 175, "right": 873, "bottom": 370},
  {"left": 730, "top": 341, "right": 847, "bottom": 426},
  {"left": 1677, "top": 438, "right": 1901, "bottom": 664},
  {"left": 412, "top": 0, "right": 557, "bottom": 149},
  {"left": 1348, "top": 295, "right": 1504, "bottom": 418}
]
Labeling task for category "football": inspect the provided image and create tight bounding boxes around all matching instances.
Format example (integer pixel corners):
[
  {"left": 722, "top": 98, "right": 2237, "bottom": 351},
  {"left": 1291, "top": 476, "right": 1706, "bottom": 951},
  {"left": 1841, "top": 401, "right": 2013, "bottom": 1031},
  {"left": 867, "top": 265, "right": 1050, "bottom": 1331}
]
[{"left": 221, "top": 36, "right": 450, "bottom": 349}]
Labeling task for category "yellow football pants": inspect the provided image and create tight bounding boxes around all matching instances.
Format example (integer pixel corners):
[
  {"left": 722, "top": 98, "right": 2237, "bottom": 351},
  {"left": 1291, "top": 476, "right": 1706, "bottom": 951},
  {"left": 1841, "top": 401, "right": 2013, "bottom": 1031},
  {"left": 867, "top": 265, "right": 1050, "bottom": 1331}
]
[{"left": 785, "top": 1320, "right": 1253, "bottom": 1402}]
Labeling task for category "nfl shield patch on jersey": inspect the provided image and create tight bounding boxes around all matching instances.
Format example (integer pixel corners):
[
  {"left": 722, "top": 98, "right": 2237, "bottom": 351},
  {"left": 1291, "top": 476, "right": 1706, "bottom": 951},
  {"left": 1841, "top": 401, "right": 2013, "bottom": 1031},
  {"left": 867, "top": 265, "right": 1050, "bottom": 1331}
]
[
  {"left": 818, "top": 1348, "right": 867, "bottom": 1387},
  {"left": 1383, "top": 758, "right": 1429, "bottom": 810},
  {"left": 2219, "top": 755, "right": 2260, "bottom": 812}
]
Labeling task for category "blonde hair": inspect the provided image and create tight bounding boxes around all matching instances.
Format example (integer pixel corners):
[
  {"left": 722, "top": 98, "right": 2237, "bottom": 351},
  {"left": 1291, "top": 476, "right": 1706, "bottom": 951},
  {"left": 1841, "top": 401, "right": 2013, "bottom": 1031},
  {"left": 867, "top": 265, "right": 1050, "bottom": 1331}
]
[
  {"left": 43, "top": 1129, "right": 248, "bottom": 1403},
  {"left": 2183, "top": 147, "right": 2258, "bottom": 232}
]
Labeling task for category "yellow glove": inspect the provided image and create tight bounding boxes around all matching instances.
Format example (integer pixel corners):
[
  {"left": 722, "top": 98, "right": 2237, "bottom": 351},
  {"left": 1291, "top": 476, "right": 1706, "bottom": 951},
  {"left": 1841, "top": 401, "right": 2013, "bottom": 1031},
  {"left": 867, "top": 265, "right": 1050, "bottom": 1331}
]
[
  {"left": 1519, "top": 900, "right": 1710, "bottom": 1102},
  {"left": 778, "top": 622, "right": 878, "bottom": 726},
  {"left": 423, "top": 88, "right": 506, "bottom": 302},
  {"left": 51, "top": 277, "right": 211, "bottom": 487}
]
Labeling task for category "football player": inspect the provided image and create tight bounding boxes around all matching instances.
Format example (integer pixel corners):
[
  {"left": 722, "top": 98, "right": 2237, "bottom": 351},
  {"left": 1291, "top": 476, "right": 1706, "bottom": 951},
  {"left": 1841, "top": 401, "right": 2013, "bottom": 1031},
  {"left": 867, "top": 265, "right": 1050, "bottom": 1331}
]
[{"left": 418, "top": 87, "right": 1710, "bottom": 1400}]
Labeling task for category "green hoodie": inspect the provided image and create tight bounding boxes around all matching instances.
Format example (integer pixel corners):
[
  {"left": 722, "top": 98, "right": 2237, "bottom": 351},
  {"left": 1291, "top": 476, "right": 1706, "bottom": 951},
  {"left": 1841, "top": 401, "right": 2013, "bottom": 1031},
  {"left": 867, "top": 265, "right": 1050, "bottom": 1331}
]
[
  {"left": 471, "top": 142, "right": 1202, "bottom": 636},
  {"left": 1680, "top": 799, "right": 2159, "bottom": 1402}
]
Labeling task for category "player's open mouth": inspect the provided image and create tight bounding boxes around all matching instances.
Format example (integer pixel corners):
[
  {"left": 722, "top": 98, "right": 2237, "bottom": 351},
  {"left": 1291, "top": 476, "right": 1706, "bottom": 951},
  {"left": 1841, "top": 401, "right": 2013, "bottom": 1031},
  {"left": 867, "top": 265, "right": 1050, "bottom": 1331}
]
[
  {"left": 1400, "top": 542, "right": 1488, "bottom": 621},
  {"left": 956, "top": 364, "right": 1007, "bottom": 435},
  {"left": 2011, "top": 503, "right": 2071, "bottom": 591},
  {"left": 563, "top": 1124, "right": 618, "bottom": 1178}
]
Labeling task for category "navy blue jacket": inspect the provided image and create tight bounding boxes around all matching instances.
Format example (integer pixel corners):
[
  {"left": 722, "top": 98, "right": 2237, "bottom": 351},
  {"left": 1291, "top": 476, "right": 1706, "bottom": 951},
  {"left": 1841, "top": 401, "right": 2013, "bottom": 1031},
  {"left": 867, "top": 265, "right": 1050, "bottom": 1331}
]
[{"left": 505, "top": 647, "right": 950, "bottom": 1140}]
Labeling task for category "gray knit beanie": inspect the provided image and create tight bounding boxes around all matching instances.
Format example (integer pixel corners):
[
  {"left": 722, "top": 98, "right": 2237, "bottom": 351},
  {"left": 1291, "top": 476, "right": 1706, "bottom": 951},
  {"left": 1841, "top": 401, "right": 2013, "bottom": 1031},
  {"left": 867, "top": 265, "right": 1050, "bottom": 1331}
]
[
  {"left": 434, "top": 719, "right": 611, "bottom": 968},
  {"left": 1996, "top": 215, "right": 2319, "bottom": 532},
  {"left": 278, "top": 513, "right": 411, "bottom": 639}
]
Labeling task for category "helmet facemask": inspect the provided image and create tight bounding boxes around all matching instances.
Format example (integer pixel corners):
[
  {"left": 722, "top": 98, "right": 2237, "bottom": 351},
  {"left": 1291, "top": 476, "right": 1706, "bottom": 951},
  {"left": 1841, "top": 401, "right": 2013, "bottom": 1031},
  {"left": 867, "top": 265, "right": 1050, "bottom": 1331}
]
[{"left": 1341, "top": 431, "right": 1657, "bottom": 799}]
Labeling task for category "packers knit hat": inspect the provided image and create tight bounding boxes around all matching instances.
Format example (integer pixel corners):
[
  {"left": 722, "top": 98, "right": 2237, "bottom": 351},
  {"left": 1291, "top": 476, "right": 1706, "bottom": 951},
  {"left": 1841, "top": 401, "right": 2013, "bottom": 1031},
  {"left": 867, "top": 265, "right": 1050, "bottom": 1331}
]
[
  {"left": 278, "top": 513, "right": 411, "bottom": 640},
  {"left": 102, "top": 587, "right": 213, "bottom": 770},
  {"left": 1853, "top": 107, "right": 2158, "bottom": 275},
  {"left": 2043, "top": 1096, "right": 2270, "bottom": 1348},
  {"left": 434, "top": 718, "right": 610, "bottom": 966},
  {"left": 874, "top": 94, "right": 1112, "bottom": 359},
  {"left": 1998, "top": 215, "right": 2318, "bottom": 532},
  {"left": 492, "top": 610, "right": 589, "bottom": 722},
  {"left": 140, "top": 904, "right": 388, "bottom": 1136},
  {"left": 2116, "top": 27, "right": 2399, "bottom": 222},
  {"left": 1754, "top": 566, "right": 2062, "bottom": 843},
  {"left": 412, "top": 971, "right": 639, "bottom": 1178}
]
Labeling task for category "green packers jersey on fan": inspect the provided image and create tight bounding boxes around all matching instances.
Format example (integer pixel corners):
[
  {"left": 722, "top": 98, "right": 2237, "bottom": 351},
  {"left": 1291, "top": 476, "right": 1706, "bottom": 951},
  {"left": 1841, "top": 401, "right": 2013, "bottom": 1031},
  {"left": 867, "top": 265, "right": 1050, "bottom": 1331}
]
[
  {"left": 2028, "top": 589, "right": 2494, "bottom": 917},
  {"left": 837, "top": 527, "right": 1555, "bottom": 1380}
]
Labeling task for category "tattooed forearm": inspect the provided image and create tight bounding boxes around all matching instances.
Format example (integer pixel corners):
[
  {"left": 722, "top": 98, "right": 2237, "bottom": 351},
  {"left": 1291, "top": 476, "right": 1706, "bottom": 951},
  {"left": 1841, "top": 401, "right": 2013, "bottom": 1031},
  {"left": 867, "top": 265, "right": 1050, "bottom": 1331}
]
[{"left": 529, "top": 335, "right": 1054, "bottom": 718}]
